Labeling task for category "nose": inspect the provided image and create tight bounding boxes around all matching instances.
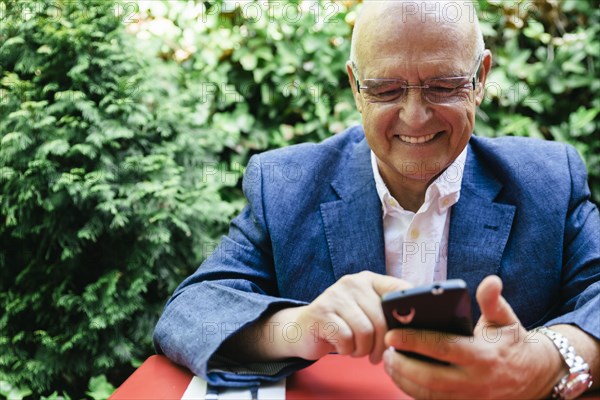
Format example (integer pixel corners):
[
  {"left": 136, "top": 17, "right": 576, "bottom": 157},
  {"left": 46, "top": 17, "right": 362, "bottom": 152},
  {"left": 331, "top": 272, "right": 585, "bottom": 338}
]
[{"left": 398, "top": 89, "right": 433, "bottom": 128}]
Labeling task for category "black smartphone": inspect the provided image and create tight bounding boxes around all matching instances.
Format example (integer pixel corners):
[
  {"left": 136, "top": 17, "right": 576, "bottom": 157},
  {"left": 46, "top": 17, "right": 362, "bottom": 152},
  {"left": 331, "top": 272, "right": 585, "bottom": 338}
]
[{"left": 381, "top": 279, "right": 473, "bottom": 336}]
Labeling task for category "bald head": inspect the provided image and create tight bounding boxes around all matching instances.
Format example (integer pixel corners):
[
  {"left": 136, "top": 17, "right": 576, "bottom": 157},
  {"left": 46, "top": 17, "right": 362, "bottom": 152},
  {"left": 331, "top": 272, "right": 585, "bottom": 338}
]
[{"left": 350, "top": 0, "right": 484, "bottom": 73}]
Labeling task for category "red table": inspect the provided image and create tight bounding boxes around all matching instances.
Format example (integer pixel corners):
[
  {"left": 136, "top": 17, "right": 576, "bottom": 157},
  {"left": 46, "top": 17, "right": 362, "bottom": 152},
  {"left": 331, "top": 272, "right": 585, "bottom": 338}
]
[
  {"left": 110, "top": 354, "right": 406, "bottom": 399},
  {"left": 110, "top": 354, "right": 600, "bottom": 399}
]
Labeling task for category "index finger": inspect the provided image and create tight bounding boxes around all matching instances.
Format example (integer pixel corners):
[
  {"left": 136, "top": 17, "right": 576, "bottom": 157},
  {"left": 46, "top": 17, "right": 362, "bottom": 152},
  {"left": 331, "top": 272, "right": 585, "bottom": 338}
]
[
  {"left": 370, "top": 273, "right": 413, "bottom": 297},
  {"left": 384, "top": 348, "right": 468, "bottom": 396}
]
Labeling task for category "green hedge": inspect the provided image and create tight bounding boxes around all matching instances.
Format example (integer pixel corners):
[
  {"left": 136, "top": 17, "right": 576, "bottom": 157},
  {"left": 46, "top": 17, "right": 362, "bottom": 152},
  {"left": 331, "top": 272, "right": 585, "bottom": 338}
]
[
  {"left": 0, "top": 1, "right": 239, "bottom": 397},
  {"left": 475, "top": 0, "right": 599, "bottom": 199},
  {"left": 0, "top": 0, "right": 598, "bottom": 398}
]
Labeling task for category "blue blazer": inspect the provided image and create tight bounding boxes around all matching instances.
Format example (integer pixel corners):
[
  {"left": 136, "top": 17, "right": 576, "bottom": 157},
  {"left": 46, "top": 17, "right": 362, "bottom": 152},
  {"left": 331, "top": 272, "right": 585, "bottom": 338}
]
[{"left": 154, "top": 126, "right": 600, "bottom": 386}]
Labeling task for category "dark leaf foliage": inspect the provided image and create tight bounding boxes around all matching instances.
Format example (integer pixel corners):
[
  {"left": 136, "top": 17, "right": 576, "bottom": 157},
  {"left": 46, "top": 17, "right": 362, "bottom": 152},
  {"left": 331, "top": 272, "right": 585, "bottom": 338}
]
[{"left": 1, "top": 0, "right": 237, "bottom": 397}]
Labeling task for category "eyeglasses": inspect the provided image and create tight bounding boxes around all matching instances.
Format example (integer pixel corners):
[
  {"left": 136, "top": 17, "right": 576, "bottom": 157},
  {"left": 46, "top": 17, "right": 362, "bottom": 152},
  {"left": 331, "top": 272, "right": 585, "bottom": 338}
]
[{"left": 352, "top": 54, "right": 483, "bottom": 105}]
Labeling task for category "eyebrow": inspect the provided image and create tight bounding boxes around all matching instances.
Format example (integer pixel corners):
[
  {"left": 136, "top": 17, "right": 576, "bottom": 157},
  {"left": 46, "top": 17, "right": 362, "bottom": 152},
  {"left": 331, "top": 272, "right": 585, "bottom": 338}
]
[
  {"left": 363, "top": 79, "right": 405, "bottom": 87},
  {"left": 430, "top": 69, "right": 470, "bottom": 79}
]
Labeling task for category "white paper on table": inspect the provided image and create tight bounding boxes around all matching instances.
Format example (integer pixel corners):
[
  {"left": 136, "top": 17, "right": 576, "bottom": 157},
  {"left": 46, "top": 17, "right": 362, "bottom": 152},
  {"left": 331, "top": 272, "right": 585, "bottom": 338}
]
[{"left": 181, "top": 375, "right": 286, "bottom": 399}]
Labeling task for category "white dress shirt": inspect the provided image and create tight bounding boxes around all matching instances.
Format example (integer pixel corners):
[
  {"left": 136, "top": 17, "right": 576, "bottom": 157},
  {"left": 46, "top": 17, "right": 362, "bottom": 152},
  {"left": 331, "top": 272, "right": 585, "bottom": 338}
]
[{"left": 371, "top": 147, "right": 467, "bottom": 286}]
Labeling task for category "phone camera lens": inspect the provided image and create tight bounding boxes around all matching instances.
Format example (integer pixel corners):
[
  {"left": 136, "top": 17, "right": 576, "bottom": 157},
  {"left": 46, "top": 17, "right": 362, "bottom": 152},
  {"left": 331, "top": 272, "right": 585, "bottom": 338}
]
[{"left": 431, "top": 285, "right": 444, "bottom": 295}]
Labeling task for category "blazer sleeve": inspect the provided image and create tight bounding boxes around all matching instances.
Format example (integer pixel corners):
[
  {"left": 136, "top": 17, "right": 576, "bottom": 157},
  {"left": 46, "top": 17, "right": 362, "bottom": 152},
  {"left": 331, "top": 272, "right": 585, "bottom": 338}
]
[
  {"left": 545, "top": 145, "right": 600, "bottom": 339},
  {"left": 153, "top": 154, "right": 312, "bottom": 387}
]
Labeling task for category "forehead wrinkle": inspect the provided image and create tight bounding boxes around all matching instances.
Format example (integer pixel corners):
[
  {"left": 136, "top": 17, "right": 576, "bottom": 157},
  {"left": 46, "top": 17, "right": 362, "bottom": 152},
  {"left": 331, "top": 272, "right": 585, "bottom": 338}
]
[{"left": 362, "top": 57, "right": 473, "bottom": 81}]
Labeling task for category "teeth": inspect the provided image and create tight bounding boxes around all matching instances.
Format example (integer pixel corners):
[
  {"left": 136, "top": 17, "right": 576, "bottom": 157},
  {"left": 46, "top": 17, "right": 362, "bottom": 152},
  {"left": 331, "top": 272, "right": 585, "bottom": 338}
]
[{"left": 398, "top": 132, "right": 439, "bottom": 144}]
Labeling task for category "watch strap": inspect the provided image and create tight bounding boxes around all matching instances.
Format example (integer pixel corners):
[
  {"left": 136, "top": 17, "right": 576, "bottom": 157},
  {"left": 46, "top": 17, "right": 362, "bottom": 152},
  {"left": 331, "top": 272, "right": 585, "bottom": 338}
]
[{"left": 534, "top": 326, "right": 593, "bottom": 400}]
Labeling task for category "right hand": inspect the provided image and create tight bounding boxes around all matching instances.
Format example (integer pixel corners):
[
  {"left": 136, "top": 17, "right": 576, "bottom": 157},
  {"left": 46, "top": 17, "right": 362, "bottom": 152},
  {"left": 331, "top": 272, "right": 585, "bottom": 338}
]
[{"left": 289, "top": 271, "right": 412, "bottom": 363}]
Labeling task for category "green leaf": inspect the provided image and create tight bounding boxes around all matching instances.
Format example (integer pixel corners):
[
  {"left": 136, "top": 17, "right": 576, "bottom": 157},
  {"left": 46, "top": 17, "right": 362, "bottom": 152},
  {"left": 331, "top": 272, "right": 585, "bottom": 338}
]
[
  {"left": 0, "top": 36, "right": 25, "bottom": 50},
  {"left": 569, "top": 107, "right": 600, "bottom": 135},
  {"left": 38, "top": 139, "right": 70, "bottom": 157},
  {"left": 37, "top": 45, "right": 52, "bottom": 54},
  {"left": 302, "top": 36, "right": 322, "bottom": 53},
  {"left": 240, "top": 52, "right": 258, "bottom": 70},
  {"left": 548, "top": 75, "right": 566, "bottom": 94},
  {"left": 1, "top": 132, "right": 30, "bottom": 147}
]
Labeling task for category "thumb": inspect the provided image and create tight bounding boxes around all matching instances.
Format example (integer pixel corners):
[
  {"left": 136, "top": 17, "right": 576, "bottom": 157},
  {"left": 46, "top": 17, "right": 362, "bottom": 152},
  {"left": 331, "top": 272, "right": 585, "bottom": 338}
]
[
  {"left": 476, "top": 275, "right": 520, "bottom": 327},
  {"left": 371, "top": 273, "right": 413, "bottom": 297}
]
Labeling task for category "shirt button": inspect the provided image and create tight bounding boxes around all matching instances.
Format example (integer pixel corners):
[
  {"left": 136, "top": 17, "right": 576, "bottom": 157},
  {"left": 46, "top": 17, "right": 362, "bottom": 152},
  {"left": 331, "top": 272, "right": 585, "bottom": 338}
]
[
  {"left": 442, "top": 198, "right": 450, "bottom": 207},
  {"left": 388, "top": 198, "right": 398, "bottom": 207},
  {"left": 410, "top": 229, "right": 419, "bottom": 239}
]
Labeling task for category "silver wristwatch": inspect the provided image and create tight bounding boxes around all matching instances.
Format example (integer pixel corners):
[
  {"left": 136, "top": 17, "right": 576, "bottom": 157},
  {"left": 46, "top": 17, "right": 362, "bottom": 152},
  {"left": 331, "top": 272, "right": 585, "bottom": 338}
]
[{"left": 534, "top": 327, "right": 593, "bottom": 399}]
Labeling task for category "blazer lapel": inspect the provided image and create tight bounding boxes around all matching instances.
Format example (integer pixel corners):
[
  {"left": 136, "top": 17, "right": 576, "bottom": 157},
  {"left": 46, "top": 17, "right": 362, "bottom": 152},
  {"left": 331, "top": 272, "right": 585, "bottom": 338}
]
[
  {"left": 320, "top": 138, "right": 386, "bottom": 280},
  {"left": 319, "top": 135, "right": 517, "bottom": 290},
  {"left": 448, "top": 139, "right": 516, "bottom": 311}
]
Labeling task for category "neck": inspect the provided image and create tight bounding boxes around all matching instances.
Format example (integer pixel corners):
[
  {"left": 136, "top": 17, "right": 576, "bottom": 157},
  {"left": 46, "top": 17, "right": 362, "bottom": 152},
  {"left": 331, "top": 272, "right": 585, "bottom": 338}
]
[{"left": 381, "top": 170, "right": 430, "bottom": 213}]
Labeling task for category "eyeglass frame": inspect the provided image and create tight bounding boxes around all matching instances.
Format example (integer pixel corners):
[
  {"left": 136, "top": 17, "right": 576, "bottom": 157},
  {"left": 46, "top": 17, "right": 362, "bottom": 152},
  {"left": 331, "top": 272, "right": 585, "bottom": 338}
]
[{"left": 350, "top": 53, "right": 484, "bottom": 105}]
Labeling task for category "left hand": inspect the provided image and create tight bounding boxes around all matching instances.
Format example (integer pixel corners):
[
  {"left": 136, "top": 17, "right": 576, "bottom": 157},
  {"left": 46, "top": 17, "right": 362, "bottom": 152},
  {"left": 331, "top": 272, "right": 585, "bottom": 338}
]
[{"left": 383, "top": 275, "right": 565, "bottom": 399}]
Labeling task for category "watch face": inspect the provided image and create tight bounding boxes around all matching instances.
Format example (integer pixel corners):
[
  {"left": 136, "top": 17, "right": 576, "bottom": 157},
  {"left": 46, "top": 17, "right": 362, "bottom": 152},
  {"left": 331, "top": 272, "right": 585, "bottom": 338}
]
[{"left": 563, "top": 373, "right": 593, "bottom": 399}]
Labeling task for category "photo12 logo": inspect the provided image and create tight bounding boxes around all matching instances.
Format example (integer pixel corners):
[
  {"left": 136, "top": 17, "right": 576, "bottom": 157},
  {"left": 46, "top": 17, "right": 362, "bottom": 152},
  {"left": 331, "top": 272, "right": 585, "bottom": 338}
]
[
  {"left": 200, "top": 1, "right": 342, "bottom": 25},
  {"left": 11, "top": 1, "right": 139, "bottom": 24}
]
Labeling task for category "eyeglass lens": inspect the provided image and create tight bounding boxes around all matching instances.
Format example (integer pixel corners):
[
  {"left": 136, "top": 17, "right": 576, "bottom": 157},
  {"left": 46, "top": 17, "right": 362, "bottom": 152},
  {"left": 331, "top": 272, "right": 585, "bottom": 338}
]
[{"left": 361, "top": 77, "right": 475, "bottom": 104}]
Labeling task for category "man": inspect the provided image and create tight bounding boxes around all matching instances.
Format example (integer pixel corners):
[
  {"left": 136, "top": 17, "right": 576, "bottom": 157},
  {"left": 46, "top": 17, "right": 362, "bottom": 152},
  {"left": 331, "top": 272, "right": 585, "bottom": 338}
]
[{"left": 154, "top": 1, "right": 599, "bottom": 398}]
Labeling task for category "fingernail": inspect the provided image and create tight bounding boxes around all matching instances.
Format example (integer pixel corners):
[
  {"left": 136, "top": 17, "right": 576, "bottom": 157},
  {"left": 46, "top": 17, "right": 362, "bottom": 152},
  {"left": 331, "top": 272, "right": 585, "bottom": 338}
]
[
  {"left": 383, "top": 347, "right": 396, "bottom": 374},
  {"left": 383, "top": 346, "right": 394, "bottom": 368}
]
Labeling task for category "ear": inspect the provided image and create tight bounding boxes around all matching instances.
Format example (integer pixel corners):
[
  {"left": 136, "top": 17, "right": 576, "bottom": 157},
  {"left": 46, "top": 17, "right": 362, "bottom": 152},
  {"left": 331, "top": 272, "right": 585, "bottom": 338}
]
[
  {"left": 475, "top": 49, "right": 492, "bottom": 106},
  {"left": 346, "top": 61, "right": 363, "bottom": 113}
]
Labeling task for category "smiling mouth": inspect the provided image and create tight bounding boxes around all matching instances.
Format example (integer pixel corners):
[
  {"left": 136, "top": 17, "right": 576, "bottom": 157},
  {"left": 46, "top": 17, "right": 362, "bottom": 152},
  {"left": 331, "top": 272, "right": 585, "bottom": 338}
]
[{"left": 397, "top": 131, "right": 443, "bottom": 144}]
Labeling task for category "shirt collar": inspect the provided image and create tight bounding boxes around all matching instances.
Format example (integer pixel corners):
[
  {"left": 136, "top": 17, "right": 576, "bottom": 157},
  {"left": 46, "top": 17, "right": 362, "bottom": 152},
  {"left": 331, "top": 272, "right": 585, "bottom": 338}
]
[{"left": 371, "top": 145, "right": 468, "bottom": 216}]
